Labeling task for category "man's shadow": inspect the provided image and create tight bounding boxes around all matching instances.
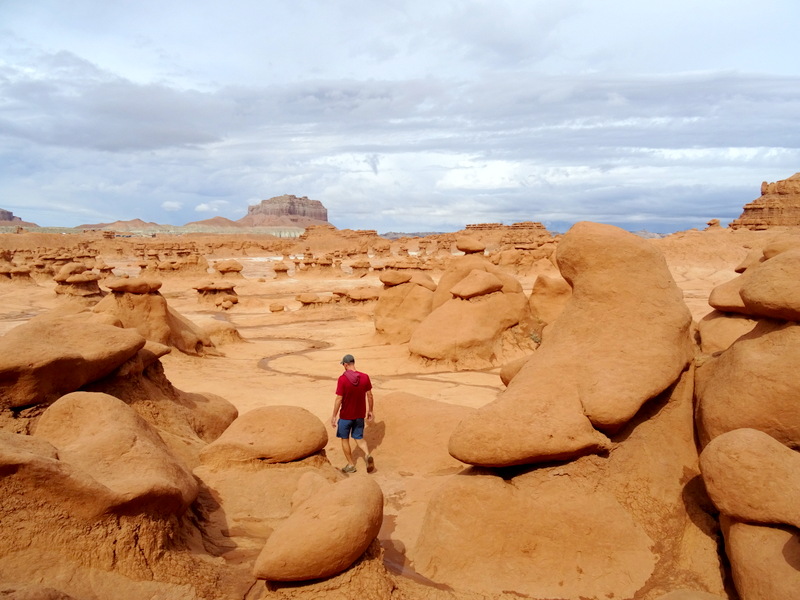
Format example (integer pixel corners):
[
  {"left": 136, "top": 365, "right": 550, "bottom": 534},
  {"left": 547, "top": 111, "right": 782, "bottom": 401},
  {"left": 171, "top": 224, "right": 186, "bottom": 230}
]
[{"left": 363, "top": 419, "right": 387, "bottom": 467}]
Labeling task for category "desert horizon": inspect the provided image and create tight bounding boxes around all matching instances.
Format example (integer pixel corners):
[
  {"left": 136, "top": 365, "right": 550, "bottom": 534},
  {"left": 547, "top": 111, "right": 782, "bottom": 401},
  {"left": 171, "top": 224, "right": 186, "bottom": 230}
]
[
  {"left": 2, "top": 2, "right": 799, "bottom": 598},
  {"left": 0, "top": 196, "right": 799, "bottom": 598}
]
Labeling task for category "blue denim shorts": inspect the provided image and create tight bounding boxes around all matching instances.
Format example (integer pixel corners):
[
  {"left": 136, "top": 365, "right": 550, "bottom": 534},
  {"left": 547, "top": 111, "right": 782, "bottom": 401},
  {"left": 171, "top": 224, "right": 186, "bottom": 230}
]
[{"left": 336, "top": 418, "right": 365, "bottom": 439}]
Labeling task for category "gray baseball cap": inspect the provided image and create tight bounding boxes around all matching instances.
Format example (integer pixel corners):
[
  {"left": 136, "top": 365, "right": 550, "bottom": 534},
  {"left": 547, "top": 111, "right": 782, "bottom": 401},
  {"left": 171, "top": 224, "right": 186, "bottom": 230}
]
[{"left": 340, "top": 354, "right": 355, "bottom": 364}]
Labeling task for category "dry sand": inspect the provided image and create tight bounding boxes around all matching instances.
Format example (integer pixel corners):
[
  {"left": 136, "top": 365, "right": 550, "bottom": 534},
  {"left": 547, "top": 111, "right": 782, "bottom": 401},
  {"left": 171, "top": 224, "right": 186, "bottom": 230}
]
[{"left": 0, "top": 225, "right": 775, "bottom": 589}]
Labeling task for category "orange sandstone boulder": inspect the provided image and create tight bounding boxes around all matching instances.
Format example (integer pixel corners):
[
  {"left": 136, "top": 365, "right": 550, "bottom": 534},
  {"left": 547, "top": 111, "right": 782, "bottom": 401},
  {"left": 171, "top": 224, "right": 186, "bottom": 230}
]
[
  {"left": 414, "top": 473, "right": 656, "bottom": 599},
  {"left": 93, "top": 278, "right": 215, "bottom": 356},
  {"left": 449, "top": 269, "right": 503, "bottom": 298},
  {"left": 253, "top": 475, "right": 383, "bottom": 581},
  {"left": 378, "top": 270, "right": 412, "bottom": 286},
  {"left": 448, "top": 223, "right": 693, "bottom": 467},
  {"left": 528, "top": 273, "right": 571, "bottom": 327},
  {"left": 739, "top": 248, "right": 800, "bottom": 320},
  {"left": 695, "top": 322, "right": 800, "bottom": 448},
  {"left": 199, "top": 406, "right": 328, "bottom": 467},
  {"left": 0, "top": 318, "right": 145, "bottom": 410},
  {"left": 700, "top": 428, "right": 800, "bottom": 527},
  {"left": 720, "top": 517, "right": 800, "bottom": 600},
  {"left": 695, "top": 310, "right": 758, "bottom": 354},
  {"left": 34, "top": 392, "right": 199, "bottom": 514},
  {"left": 410, "top": 256, "right": 532, "bottom": 368},
  {"left": 374, "top": 276, "right": 435, "bottom": 344}
]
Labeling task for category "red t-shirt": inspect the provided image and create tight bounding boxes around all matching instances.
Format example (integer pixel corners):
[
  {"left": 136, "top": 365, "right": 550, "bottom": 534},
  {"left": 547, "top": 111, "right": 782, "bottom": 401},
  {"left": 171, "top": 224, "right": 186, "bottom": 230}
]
[{"left": 336, "top": 370, "right": 372, "bottom": 420}]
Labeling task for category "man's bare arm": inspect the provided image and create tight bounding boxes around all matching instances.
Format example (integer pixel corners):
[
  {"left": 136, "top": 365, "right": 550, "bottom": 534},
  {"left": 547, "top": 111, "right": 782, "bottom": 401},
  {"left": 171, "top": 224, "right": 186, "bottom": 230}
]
[{"left": 331, "top": 395, "right": 343, "bottom": 428}]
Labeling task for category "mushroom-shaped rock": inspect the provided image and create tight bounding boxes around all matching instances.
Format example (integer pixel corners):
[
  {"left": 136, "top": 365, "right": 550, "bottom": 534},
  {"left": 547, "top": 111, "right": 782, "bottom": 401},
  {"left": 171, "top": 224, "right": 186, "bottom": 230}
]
[
  {"left": 193, "top": 281, "right": 238, "bottom": 309},
  {"left": 739, "top": 248, "right": 800, "bottom": 320},
  {"left": 93, "top": 282, "right": 215, "bottom": 356},
  {"left": 449, "top": 269, "right": 503, "bottom": 299},
  {"left": 296, "top": 293, "right": 321, "bottom": 307},
  {"left": 410, "top": 290, "right": 531, "bottom": 369},
  {"left": 455, "top": 237, "right": 485, "bottom": 254},
  {"left": 695, "top": 321, "right": 800, "bottom": 448},
  {"left": 448, "top": 222, "right": 693, "bottom": 466},
  {"left": 374, "top": 278, "right": 435, "bottom": 344},
  {"left": 0, "top": 318, "right": 145, "bottom": 410},
  {"left": 410, "top": 254, "right": 531, "bottom": 368},
  {"left": 347, "top": 287, "right": 380, "bottom": 302},
  {"left": 214, "top": 259, "right": 244, "bottom": 278},
  {"left": 272, "top": 261, "right": 290, "bottom": 279},
  {"left": 200, "top": 406, "right": 328, "bottom": 467},
  {"left": 104, "top": 277, "right": 162, "bottom": 294},
  {"left": 253, "top": 475, "right": 383, "bottom": 581},
  {"left": 34, "top": 392, "right": 199, "bottom": 514},
  {"left": 699, "top": 428, "right": 800, "bottom": 527},
  {"left": 269, "top": 302, "right": 286, "bottom": 313},
  {"left": 379, "top": 270, "right": 412, "bottom": 286}
]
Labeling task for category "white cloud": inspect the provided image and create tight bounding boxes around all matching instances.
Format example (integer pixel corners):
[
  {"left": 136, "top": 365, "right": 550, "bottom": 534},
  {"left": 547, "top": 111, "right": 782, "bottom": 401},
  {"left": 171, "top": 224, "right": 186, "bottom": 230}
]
[
  {"left": 1, "top": 1, "right": 799, "bottom": 232},
  {"left": 195, "top": 200, "right": 229, "bottom": 213}
]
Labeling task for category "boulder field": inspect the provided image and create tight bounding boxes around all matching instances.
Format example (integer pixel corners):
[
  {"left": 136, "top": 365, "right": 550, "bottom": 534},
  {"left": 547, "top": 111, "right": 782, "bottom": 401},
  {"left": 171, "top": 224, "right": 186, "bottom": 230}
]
[{"left": 0, "top": 221, "right": 797, "bottom": 600}]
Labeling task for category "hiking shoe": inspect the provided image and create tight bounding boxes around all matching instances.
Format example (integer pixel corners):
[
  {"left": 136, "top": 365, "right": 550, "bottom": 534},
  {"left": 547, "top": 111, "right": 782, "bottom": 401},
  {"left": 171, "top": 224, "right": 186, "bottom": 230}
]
[
  {"left": 366, "top": 454, "right": 375, "bottom": 473},
  {"left": 342, "top": 464, "right": 357, "bottom": 474}
]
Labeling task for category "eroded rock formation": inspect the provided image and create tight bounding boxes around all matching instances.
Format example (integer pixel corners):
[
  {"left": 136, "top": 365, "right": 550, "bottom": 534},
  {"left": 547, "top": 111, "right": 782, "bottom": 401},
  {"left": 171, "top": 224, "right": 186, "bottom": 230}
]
[
  {"left": 729, "top": 173, "right": 800, "bottom": 229},
  {"left": 239, "top": 195, "right": 328, "bottom": 227}
]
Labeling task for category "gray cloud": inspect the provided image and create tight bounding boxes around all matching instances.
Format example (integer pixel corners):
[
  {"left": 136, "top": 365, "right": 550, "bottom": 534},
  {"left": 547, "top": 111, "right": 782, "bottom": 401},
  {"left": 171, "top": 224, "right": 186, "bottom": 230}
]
[{"left": 0, "top": 0, "right": 798, "bottom": 232}]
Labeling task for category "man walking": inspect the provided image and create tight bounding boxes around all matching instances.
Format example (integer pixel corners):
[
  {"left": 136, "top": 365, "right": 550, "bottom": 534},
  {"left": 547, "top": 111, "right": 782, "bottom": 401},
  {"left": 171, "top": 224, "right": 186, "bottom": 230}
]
[{"left": 330, "top": 354, "right": 374, "bottom": 473}]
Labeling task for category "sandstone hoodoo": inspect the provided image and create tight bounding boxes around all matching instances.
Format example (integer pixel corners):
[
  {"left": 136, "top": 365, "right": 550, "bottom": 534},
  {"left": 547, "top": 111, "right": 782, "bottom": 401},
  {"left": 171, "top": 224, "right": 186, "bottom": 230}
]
[
  {"left": 729, "top": 172, "right": 800, "bottom": 229},
  {"left": 239, "top": 194, "right": 329, "bottom": 228},
  {"left": 2, "top": 204, "right": 799, "bottom": 600}
]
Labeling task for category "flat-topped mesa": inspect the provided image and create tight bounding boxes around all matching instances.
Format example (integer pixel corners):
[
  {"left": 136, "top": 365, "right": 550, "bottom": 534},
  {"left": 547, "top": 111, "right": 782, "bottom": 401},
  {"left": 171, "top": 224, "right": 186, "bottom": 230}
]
[
  {"left": 0, "top": 209, "right": 20, "bottom": 222},
  {"left": 239, "top": 194, "right": 328, "bottom": 227},
  {"left": 730, "top": 173, "right": 800, "bottom": 230},
  {"left": 462, "top": 221, "right": 554, "bottom": 247}
]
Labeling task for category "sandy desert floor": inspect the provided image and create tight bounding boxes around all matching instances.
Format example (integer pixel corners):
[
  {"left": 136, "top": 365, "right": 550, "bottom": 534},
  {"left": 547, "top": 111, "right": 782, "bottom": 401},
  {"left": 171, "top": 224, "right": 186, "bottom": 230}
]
[{"left": 0, "top": 227, "right": 758, "bottom": 589}]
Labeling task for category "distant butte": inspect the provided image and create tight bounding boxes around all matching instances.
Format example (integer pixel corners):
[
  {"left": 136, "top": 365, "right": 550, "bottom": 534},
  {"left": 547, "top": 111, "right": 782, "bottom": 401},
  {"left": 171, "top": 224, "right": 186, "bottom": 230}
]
[
  {"left": 730, "top": 173, "right": 800, "bottom": 230},
  {"left": 236, "top": 194, "right": 329, "bottom": 228},
  {"left": 0, "top": 208, "right": 37, "bottom": 228}
]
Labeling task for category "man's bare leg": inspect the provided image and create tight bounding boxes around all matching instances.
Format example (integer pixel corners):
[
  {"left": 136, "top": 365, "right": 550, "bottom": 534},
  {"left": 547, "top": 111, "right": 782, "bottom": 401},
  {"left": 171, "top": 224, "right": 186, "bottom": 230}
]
[
  {"left": 341, "top": 437, "right": 355, "bottom": 469},
  {"left": 354, "top": 438, "right": 374, "bottom": 472}
]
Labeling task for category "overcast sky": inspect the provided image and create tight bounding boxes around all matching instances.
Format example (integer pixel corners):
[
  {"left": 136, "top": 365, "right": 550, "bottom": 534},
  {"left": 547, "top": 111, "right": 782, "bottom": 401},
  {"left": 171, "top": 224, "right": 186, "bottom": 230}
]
[{"left": 1, "top": 0, "right": 798, "bottom": 233}]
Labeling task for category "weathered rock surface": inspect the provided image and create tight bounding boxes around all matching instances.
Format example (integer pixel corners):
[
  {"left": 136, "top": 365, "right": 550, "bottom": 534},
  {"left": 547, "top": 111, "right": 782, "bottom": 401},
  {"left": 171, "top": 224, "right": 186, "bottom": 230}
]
[
  {"left": 93, "top": 280, "right": 216, "bottom": 356},
  {"left": 240, "top": 195, "right": 328, "bottom": 227},
  {"left": 448, "top": 222, "right": 693, "bottom": 467},
  {"left": 419, "top": 372, "right": 724, "bottom": 598},
  {"left": 253, "top": 475, "right": 383, "bottom": 581},
  {"left": 410, "top": 255, "right": 532, "bottom": 368},
  {"left": 700, "top": 428, "right": 800, "bottom": 527},
  {"left": 0, "top": 318, "right": 145, "bottom": 410},
  {"left": 695, "top": 310, "right": 758, "bottom": 354},
  {"left": 721, "top": 517, "right": 800, "bottom": 600},
  {"left": 374, "top": 279, "right": 435, "bottom": 344},
  {"left": 528, "top": 273, "right": 571, "bottom": 327},
  {"left": 199, "top": 406, "right": 328, "bottom": 467},
  {"left": 729, "top": 172, "right": 800, "bottom": 229},
  {"left": 739, "top": 248, "right": 800, "bottom": 319},
  {"left": 654, "top": 592, "right": 727, "bottom": 600},
  {"left": 449, "top": 269, "right": 503, "bottom": 299},
  {"left": 34, "top": 391, "right": 199, "bottom": 514},
  {"left": 695, "top": 321, "right": 800, "bottom": 448}
]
